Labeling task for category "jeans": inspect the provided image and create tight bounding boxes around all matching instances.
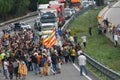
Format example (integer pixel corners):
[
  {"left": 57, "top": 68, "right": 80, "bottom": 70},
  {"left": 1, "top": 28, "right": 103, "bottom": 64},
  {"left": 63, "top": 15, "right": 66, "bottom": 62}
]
[
  {"left": 52, "top": 64, "right": 58, "bottom": 73},
  {"left": 71, "top": 56, "right": 75, "bottom": 63},
  {"left": 32, "top": 63, "right": 39, "bottom": 74},
  {"left": 28, "top": 61, "right": 33, "bottom": 71},
  {"left": 80, "top": 65, "right": 88, "bottom": 75}
]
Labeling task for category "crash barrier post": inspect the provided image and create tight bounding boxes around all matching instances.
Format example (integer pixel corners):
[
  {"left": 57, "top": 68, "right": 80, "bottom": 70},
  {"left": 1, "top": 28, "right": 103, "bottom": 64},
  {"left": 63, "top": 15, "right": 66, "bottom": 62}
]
[
  {"left": 0, "top": 11, "right": 38, "bottom": 27},
  {"left": 63, "top": 6, "right": 120, "bottom": 80},
  {"left": 85, "top": 53, "right": 120, "bottom": 80},
  {"left": 0, "top": 4, "right": 120, "bottom": 79}
]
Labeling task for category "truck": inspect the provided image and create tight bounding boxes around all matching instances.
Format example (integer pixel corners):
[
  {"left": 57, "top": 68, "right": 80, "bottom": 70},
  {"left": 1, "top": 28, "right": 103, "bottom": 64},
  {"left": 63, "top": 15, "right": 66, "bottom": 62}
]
[
  {"left": 38, "top": 4, "right": 49, "bottom": 17},
  {"left": 58, "top": 0, "right": 67, "bottom": 8},
  {"left": 37, "top": 4, "right": 58, "bottom": 29},
  {"left": 49, "top": 1, "right": 65, "bottom": 28},
  {"left": 40, "top": 23, "right": 57, "bottom": 39},
  {"left": 69, "top": 0, "right": 81, "bottom": 10},
  {"left": 37, "top": 4, "right": 58, "bottom": 38}
]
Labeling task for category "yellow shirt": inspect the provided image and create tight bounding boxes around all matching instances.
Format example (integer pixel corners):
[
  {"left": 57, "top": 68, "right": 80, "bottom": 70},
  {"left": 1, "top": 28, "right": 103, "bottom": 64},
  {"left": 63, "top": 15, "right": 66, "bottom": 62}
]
[
  {"left": 71, "top": 49, "right": 76, "bottom": 56},
  {"left": 18, "top": 62, "right": 27, "bottom": 75}
]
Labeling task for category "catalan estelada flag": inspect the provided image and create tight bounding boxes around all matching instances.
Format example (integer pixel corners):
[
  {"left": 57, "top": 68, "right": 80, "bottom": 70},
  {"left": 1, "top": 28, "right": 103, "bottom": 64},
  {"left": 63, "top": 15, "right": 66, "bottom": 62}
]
[{"left": 43, "top": 28, "right": 57, "bottom": 48}]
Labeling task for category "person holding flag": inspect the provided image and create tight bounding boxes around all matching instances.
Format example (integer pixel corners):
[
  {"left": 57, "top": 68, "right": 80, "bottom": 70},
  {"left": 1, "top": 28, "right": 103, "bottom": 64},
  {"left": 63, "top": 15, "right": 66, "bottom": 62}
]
[{"left": 42, "top": 28, "right": 58, "bottom": 48}]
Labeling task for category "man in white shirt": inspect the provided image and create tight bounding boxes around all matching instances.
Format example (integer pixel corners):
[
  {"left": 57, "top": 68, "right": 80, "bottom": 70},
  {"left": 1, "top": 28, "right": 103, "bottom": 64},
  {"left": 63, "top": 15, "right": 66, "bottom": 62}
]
[
  {"left": 77, "top": 48, "right": 83, "bottom": 56},
  {"left": 78, "top": 53, "right": 88, "bottom": 76},
  {"left": 114, "top": 33, "right": 118, "bottom": 47},
  {"left": 3, "top": 58, "right": 9, "bottom": 79},
  {"left": 81, "top": 35, "right": 86, "bottom": 48}
]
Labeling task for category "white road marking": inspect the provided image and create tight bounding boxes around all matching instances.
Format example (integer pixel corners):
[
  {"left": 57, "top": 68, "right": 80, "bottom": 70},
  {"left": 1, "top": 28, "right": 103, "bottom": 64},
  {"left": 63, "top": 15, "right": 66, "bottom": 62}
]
[
  {"left": 104, "top": 1, "right": 120, "bottom": 19},
  {"left": 72, "top": 63, "right": 92, "bottom": 80}
]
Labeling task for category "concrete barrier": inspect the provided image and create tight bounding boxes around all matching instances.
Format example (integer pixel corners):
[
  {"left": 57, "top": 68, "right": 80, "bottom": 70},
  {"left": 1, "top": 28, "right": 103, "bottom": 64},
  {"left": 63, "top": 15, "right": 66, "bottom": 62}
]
[
  {"left": 0, "top": 11, "right": 38, "bottom": 27},
  {"left": 97, "top": 6, "right": 109, "bottom": 23}
]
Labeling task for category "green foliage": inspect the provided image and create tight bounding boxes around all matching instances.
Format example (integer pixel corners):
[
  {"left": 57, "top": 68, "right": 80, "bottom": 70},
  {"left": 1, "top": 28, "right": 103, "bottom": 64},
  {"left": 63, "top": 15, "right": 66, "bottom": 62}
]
[
  {"left": 0, "top": 0, "right": 49, "bottom": 21},
  {"left": 69, "top": 8, "right": 120, "bottom": 74},
  {"left": 10, "top": 0, "right": 30, "bottom": 15},
  {"left": 29, "top": 0, "right": 38, "bottom": 11},
  {"left": 0, "top": 0, "right": 13, "bottom": 14},
  {"left": 38, "top": 0, "right": 49, "bottom": 4}
]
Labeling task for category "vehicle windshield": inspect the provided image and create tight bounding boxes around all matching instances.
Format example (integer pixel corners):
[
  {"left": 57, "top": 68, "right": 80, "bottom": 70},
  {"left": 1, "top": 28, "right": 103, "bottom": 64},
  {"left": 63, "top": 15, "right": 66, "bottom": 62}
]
[
  {"left": 41, "top": 12, "right": 57, "bottom": 23},
  {"left": 71, "top": 3, "right": 81, "bottom": 6},
  {"left": 41, "top": 25, "right": 54, "bottom": 31},
  {"left": 21, "top": 22, "right": 26, "bottom": 25},
  {"left": 41, "top": 12, "right": 55, "bottom": 19}
]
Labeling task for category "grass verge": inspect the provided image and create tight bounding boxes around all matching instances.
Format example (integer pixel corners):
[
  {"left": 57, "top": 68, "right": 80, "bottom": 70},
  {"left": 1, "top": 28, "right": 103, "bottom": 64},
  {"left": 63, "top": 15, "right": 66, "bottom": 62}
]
[{"left": 69, "top": 7, "right": 120, "bottom": 78}]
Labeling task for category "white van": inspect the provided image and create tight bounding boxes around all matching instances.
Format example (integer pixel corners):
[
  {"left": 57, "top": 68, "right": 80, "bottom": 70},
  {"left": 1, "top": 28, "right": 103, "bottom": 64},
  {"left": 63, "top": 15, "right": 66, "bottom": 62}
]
[{"left": 81, "top": 0, "right": 95, "bottom": 8}]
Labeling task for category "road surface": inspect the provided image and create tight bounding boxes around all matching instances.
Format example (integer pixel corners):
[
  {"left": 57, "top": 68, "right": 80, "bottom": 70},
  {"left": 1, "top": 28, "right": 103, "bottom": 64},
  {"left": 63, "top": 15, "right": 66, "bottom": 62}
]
[
  {"left": 0, "top": 15, "right": 94, "bottom": 80},
  {"left": 104, "top": 0, "right": 120, "bottom": 26},
  {"left": 0, "top": 63, "right": 91, "bottom": 80},
  {"left": 0, "top": 9, "right": 103, "bottom": 80}
]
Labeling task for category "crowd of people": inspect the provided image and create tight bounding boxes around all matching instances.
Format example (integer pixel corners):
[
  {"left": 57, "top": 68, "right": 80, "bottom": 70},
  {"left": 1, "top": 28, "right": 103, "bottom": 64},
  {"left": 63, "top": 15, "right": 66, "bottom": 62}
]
[
  {"left": 0, "top": 28, "right": 88, "bottom": 80},
  {"left": 98, "top": 18, "right": 120, "bottom": 47}
]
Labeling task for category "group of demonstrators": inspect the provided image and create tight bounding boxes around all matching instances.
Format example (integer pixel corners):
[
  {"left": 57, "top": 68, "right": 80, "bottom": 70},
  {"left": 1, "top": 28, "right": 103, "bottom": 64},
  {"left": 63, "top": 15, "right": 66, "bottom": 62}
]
[
  {"left": 0, "top": 28, "right": 88, "bottom": 80},
  {"left": 98, "top": 18, "right": 119, "bottom": 47}
]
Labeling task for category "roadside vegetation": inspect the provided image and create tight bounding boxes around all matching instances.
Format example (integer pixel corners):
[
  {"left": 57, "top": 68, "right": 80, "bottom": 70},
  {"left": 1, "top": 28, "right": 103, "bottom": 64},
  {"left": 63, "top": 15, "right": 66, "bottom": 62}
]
[
  {"left": 0, "top": 0, "right": 49, "bottom": 22},
  {"left": 69, "top": 7, "right": 120, "bottom": 75}
]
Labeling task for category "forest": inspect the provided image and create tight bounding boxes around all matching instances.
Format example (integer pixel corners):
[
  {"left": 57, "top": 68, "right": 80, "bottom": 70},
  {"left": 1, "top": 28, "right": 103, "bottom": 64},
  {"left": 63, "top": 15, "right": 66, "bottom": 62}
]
[{"left": 0, "top": 0, "right": 49, "bottom": 22}]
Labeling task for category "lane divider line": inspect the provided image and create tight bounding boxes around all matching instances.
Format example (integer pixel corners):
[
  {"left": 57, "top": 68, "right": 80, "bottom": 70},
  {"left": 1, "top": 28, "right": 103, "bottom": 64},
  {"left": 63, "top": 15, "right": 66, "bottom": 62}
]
[
  {"left": 104, "top": 1, "right": 120, "bottom": 20},
  {"left": 72, "top": 63, "right": 92, "bottom": 80}
]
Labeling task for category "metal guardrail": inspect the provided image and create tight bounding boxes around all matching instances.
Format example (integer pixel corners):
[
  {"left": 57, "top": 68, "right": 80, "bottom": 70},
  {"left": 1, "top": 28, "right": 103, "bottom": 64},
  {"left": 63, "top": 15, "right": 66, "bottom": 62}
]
[
  {"left": 63, "top": 6, "right": 120, "bottom": 80},
  {"left": 62, "top": 7, "right": 91, "bottom": 29},
  {"left": 0, "top": 5, "right": 120, "bottom": 80},
  {"left": 85, "top": 53, "right": 120, "bottom": 80},
  {"left": 0, "top": 12, "right": 38, "bottom": 27}
]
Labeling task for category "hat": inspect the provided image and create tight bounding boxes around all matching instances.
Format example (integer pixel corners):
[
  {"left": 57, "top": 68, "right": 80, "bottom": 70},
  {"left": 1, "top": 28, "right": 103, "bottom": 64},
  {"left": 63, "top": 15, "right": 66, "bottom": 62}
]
[{"left": 22, "top": 61, "right": 25, "bottom": 65}]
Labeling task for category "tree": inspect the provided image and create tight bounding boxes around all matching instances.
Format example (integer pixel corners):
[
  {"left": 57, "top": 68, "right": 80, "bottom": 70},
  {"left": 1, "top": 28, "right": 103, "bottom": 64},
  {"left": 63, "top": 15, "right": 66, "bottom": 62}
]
[
  {"left": 0, "top": 0, "right": 13, "bottom": 20},
  {"left": 38, "top": 0, "right": 49, "bottom": 4},
  {"left": 29, "top": 0, "right": 38, "bottom": 11},
  {"left": 95, "top": 0, "right": 104, "bottom": 6},
  {"left": 28, "top": 0, "right": 49, "bottom": 11},
  {"left": 10, "top": 0, "right": 30, "bottom": 15}
]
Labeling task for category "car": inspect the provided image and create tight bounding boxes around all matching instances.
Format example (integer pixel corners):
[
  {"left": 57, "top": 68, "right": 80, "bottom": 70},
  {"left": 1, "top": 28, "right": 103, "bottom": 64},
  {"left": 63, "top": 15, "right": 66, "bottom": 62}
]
[
  {"left": 13, "top": 22, "right": 31, "bottom": 31},
  {"left": 115, "top": 24, "right": 120, "bottom": 36},
  {"left": 2, "top": 24, "right": 14, "bottom": 33},
  {"left": 115, "top": 24, "right": 120, "bottom": 31},
  {"left": 71, "top": 8, "right": 76, "bottom": 14},
  {"left": 82, "top": 1, "right": 89, "bottom": 8},
  {"left": 65, "top": 8, "right": 73, "bottom": 19}
]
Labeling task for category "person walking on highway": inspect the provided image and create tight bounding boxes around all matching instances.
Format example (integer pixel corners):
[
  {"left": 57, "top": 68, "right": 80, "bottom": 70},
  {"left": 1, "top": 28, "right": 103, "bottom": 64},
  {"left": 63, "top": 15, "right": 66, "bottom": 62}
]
[
  {"left": 78, "top": 53, "right": 88, "bottom": 76},
  {"left": 113, "top": 33, "right": 118, "bottom": 47},
  {"left": 17, "top": 59, "right": 27, "bottom": 80},
  {"left": 51, "top": 53, "right": 58, "bottom": 74},
  {"left": 98, "top": 22, "right": 103, "bottom": 34},
  {"left": 73, "top": 34, "right": 77, "bottom": 45},
  {"left": 70, "top": 46, "right": 76, "bottom": 63},
  {"left": 103, "top": 18, "right": 109, "bottom": 34},
  {"left": 63, "top": 47, "right": 69, "bottom": 63},
  {"left": 81, "top": 35, "right": 87, "bottom": 48},
  {"left": 88, "top": 26, "right": 92, "bottom": 36}
]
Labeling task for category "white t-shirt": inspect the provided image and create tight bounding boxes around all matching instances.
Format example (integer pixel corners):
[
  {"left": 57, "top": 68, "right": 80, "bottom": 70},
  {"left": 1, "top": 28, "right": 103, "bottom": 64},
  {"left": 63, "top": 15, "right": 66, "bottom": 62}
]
[
  {"left": 114, "top": 34, "right": 118, "bottom": 41},
  {"left": 78, "top": 55, "right": 86, "bottom": 66},
  {"left": 77, "top": 50, "right": 83, "bottom": 55},
  {"left": 4, "top": 61, "right": 8, "bottom": 70},
  {"left": 81, "top": 36, "right": 86, "bottom": 42}
]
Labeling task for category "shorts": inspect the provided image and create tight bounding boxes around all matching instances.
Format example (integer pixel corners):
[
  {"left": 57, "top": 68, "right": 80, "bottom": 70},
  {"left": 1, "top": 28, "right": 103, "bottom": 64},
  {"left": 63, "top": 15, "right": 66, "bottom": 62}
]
[
  {"left": 4, "top": 70, "right": 8, "bottom": 75},
  {"left": 14, "top": 67, "right": 18, "bottom": 74}
]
